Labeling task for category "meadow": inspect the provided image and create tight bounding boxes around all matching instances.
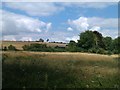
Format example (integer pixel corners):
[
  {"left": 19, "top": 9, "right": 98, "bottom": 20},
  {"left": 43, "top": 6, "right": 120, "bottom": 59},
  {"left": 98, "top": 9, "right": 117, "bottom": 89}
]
[{"left": 2, "top": 51, "right": 120, "bottom": 89}]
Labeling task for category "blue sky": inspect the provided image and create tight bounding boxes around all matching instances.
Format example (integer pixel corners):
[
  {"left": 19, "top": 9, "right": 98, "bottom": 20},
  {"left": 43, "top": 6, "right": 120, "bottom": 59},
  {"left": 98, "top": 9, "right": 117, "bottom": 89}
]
[{"left": 1, "top": 2, "right": 118, "bottom": 42}]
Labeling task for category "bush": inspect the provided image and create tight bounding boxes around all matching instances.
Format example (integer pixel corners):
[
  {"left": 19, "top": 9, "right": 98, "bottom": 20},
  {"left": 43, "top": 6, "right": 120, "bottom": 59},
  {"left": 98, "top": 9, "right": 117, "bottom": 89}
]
[
  {"left": 88, "top": 48, "right": 106, "bottom": 54},
  {"left": 22, "top": 44, "right": 55, "bottom": 52},
  {"left": 88, "top": 48, "right": 97, "bottom": 53},
  {"left": 22, "top": 45, "right": 30, "bottom": 51},
  {"left": 112, "top": 49, "right": 119, "bottom": 54},
  {"left": 8, "top": 45, "right": 17, "bottom": 51},
  {"left": 106, "top": 51, "right": 113, "bottom": 55},
  {"left": 54, "top": 46, "right": 67, "bottom": 52},
  {"left": 3, "top": 46, "right": 7, "bottom": 51},
  {"left": 96, "top": 48, "right": 106, "bottom": 54}
]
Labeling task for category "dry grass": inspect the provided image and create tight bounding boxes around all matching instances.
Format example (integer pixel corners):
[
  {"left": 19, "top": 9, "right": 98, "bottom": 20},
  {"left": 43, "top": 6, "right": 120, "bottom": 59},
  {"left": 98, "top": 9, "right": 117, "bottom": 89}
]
[
  {"left": 3, "top": 51, "right": 119, "bottom": 74},
  {"left": 3, "top": 51, "right": 117, "bottom": 61},
  {"left": 2, "top": 51, "right": 119, "bottom": 88}
]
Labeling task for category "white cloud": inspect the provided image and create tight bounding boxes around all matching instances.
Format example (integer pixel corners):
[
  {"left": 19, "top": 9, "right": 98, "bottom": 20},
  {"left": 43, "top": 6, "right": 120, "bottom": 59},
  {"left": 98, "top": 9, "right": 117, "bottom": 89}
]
[
  {"left": 20, "top": 37, "right": 33, "bottom": 41},
  {"left": 68, "top": 17, "right": 118, "bottom": 32},
  {"left": 4, "top": 2, "right": 116, "bottom": 17},
  {"left": 68, "top": 16, "right": 118, "bottom": 39},
  {"left": 100, "top": 29, "right": 118, "bottom": 38},
  {"left": 2, "top": 10, "right": 52, "bottom": 37},
  {"left": 1, "top": 0, "right": 119, "bottom": 2},
  {"left": 5, "top": 2, "right": 64, "bottom": 16},
  {"left": 46, "top": 23, "right": 52, "bottom": 32},
  {"left": 67, "top": 27, "right": 73, "bottom": 31},
  {"left": 88, "top": 17, "right": 118, "bottom": 29},
  {"left": 88, "top": 17, "right": 118, "bottom": 38},
  {"left": 90, "top": 26, "right": 101, "bottom": 31},
  {"left": 61, "top": 2, "right": 117, "bottom": 9},
  {"left": 3, "top": 35, "right": 16, "bottom": 41},
  {"left": 68, "top": 17, "right": 89, "bottom": 32},
  {"left": 49, "top": 32, "right": 68, "bottom": 42},
  {"left": 0, "top": 10, "right": 2, "bottom": 36},
  {"left": 66, "top": 36, "right": 79, "bottom": 42}
]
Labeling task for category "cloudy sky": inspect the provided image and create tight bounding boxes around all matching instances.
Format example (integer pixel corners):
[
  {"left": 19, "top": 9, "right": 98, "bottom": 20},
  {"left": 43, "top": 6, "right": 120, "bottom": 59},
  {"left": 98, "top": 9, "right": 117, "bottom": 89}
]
[{"left": 1, "top": 2, "right": 118, "bottom": 42}]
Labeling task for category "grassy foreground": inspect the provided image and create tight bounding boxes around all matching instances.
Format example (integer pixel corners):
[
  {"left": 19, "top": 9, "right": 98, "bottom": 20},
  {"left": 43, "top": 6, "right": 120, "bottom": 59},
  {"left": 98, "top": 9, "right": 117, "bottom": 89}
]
[{"left": 2, "top": 51, "right": 120, "bottom": 88}]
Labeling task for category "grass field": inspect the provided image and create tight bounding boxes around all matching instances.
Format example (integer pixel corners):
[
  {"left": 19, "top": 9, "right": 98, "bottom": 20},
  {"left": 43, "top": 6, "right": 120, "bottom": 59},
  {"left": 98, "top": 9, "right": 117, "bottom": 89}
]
[
  {"left": 2, "top": 51, "right": 120, "bottom": 88},
  {"left": 1, "top": 41, "right": 67, "bottom": 50}
]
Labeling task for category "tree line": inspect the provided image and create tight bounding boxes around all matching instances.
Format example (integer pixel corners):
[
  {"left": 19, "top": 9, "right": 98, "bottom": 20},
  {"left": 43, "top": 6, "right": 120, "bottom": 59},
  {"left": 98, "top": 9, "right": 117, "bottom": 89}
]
[
  {"left": 68, "top": 30, "right": 120, "bottom": 54},
  {"left": 2, "top": 30, "right": 120, "bottom": 54}
]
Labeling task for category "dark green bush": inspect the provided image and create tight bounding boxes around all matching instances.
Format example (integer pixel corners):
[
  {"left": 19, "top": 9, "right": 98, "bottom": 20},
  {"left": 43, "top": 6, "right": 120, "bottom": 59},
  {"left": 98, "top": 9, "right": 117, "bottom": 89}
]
[
  {"left": 22, "top": 45, "right": 30, "bottom": 51},
  {"left": 3, "top": 46, "right": 7, "bottom": 51},
  {"left": 8, "top": 45, "right": 17, "bottom": 51},
  {"left": 22, "top": 44, "right": 57, "bottom": 52},
  {"left": 96, "top": 48, "right": 106, "bottom": 54},
  {"left": 88, "top": 48, "right": 107, "bottom": 54},
  {"left": 88, "top": 48, "right": 97, "bottom": 53}
]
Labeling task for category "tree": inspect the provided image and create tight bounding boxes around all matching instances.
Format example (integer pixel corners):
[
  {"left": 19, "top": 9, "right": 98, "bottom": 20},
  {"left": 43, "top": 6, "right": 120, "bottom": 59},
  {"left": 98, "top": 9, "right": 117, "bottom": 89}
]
[
  {"left": 3, "top": 46, "right": 7, "bottom": 51},
  {"left": 78, "top": 30, "right": 95, "bottom": 50},
  {"left": 39, "top": 38, "right": 44, "bottom": 42},
  {"left": 103, "top": 37, "right": 112, "bottom": 50},
  {"left": 46, "top": 39, "right": 49, "bottom": 42},
  {"left": 67, "top": 40, "right": 78, "bottom": 52},
  {"left": 112, "top": 37, "right": 120, "bottom": 54},
  {"left": 93, "top": 31, "right": 105, "bottom": 49}
]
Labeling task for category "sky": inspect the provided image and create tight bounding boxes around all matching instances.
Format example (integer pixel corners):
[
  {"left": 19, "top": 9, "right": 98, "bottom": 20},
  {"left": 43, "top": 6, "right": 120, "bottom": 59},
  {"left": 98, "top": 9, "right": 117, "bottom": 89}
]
[{"left": 0, "top": 2, "right": 118, "bottom": 42}]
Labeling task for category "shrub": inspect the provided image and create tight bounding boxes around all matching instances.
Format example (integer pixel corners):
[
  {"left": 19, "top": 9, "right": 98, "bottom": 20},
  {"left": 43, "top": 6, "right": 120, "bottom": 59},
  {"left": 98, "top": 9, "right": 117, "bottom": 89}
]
[
  {"left": 106, "top": 51, "right": 113, "bottom": 55},
  {"left": 96, "top": 48, "right": 106, "bottom": 54},
  {"left": 88, "top": 48, "right": 106, "bottom": 54},
  {"left": 54, "top": 46, "right": 67, "bottom": 52},
  {"left": 88, "top": 48, "right": 97, "bottom": 53},
  {"left": 22, "top": 45, "right": 30, "bottom": 51},
  {"left": 22, "top": 44, "right": 55, "bottom": 52},
  {"left": 112, "top": 49, "right": 119, "bottom": 54},
  {"left": 3, "top": 46, "right": 7, "bottom": 51},
  {"left": 8, "top": 45, "right": 17, "bottom": 51}
]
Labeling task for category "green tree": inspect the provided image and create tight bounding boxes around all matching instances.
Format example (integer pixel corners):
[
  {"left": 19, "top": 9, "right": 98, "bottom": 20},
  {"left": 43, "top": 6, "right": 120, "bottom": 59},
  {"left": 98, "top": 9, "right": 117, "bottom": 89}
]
[
  {"left": 93, "top": 31, "right": 105, "bottom": 49},
  {"left": 39, "top": 38, "right": 44, "bottom": 42},
  {"left": 78, "top": 30, "right": 95, "bottom": 50},
  {"left": 67, "top": 40, "right": 78, "bottom": 52},
  {"left": 103, "top": 37, "right": 112, "bottom": 50},
  {"left": 46, "top": 39, "right": 49, "bottom": 42},
  {"left": 112, "top": 37, "right": 120, "bottom": 54},
  {"left": 3, "top": 46, "right": 7, "bottom": 51}
]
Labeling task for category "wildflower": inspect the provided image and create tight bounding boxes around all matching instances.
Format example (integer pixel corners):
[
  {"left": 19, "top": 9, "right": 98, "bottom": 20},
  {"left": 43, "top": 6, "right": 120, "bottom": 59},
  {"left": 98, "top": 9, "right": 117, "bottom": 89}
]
[
  {"left": 91, "top": 80, "right": 95, "bottom": 83},
  {"left": 86, "top": 85, "right": 89, "bottom": 88}
]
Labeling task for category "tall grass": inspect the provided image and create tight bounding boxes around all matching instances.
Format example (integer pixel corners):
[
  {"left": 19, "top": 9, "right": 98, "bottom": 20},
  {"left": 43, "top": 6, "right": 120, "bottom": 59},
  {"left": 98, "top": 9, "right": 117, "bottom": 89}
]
[{"left": 2, "top": 51, "right": 120, "bottom": 89}]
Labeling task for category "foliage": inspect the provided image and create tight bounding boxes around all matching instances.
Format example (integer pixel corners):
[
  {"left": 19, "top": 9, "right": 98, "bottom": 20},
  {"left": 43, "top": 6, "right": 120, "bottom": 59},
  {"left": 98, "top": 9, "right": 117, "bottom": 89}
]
[
  {"left": 112, "top": 37, "right": 120, "bottom": 54},
  {"left": 3, "top": 46, "right": 7, "bottom": 51},
  {"left": 54, "top": 46, "right": 67, "bottom": 52},
  {"left": 22, "top": 43, "right": 67, "bottom": 52},
  {"left": 46, "top": 39, "right": 49, "bottom": 42},
  {"left": 67, "top": 40, "right": 78, "bottom": 52},
  {"left": 23, "top": 44, "right": 51, "bottom": 52},
  {"left": 76, "top": 30, "right": 119, "bottom": 54},
  {"left": 8, "top": 45, "right": 17, "bottom": 51},
  {"left": 39, "top": 38, "right": 44, "bottom": 42},
  {"left": 93, "top": 31, "right": 105, "bottom": 49},
  {"left": 78, "top": 30, "right": 95, "bottom": 50},
  {"left": 103, "top": 37, "right": 112, "bottom": 51}
]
